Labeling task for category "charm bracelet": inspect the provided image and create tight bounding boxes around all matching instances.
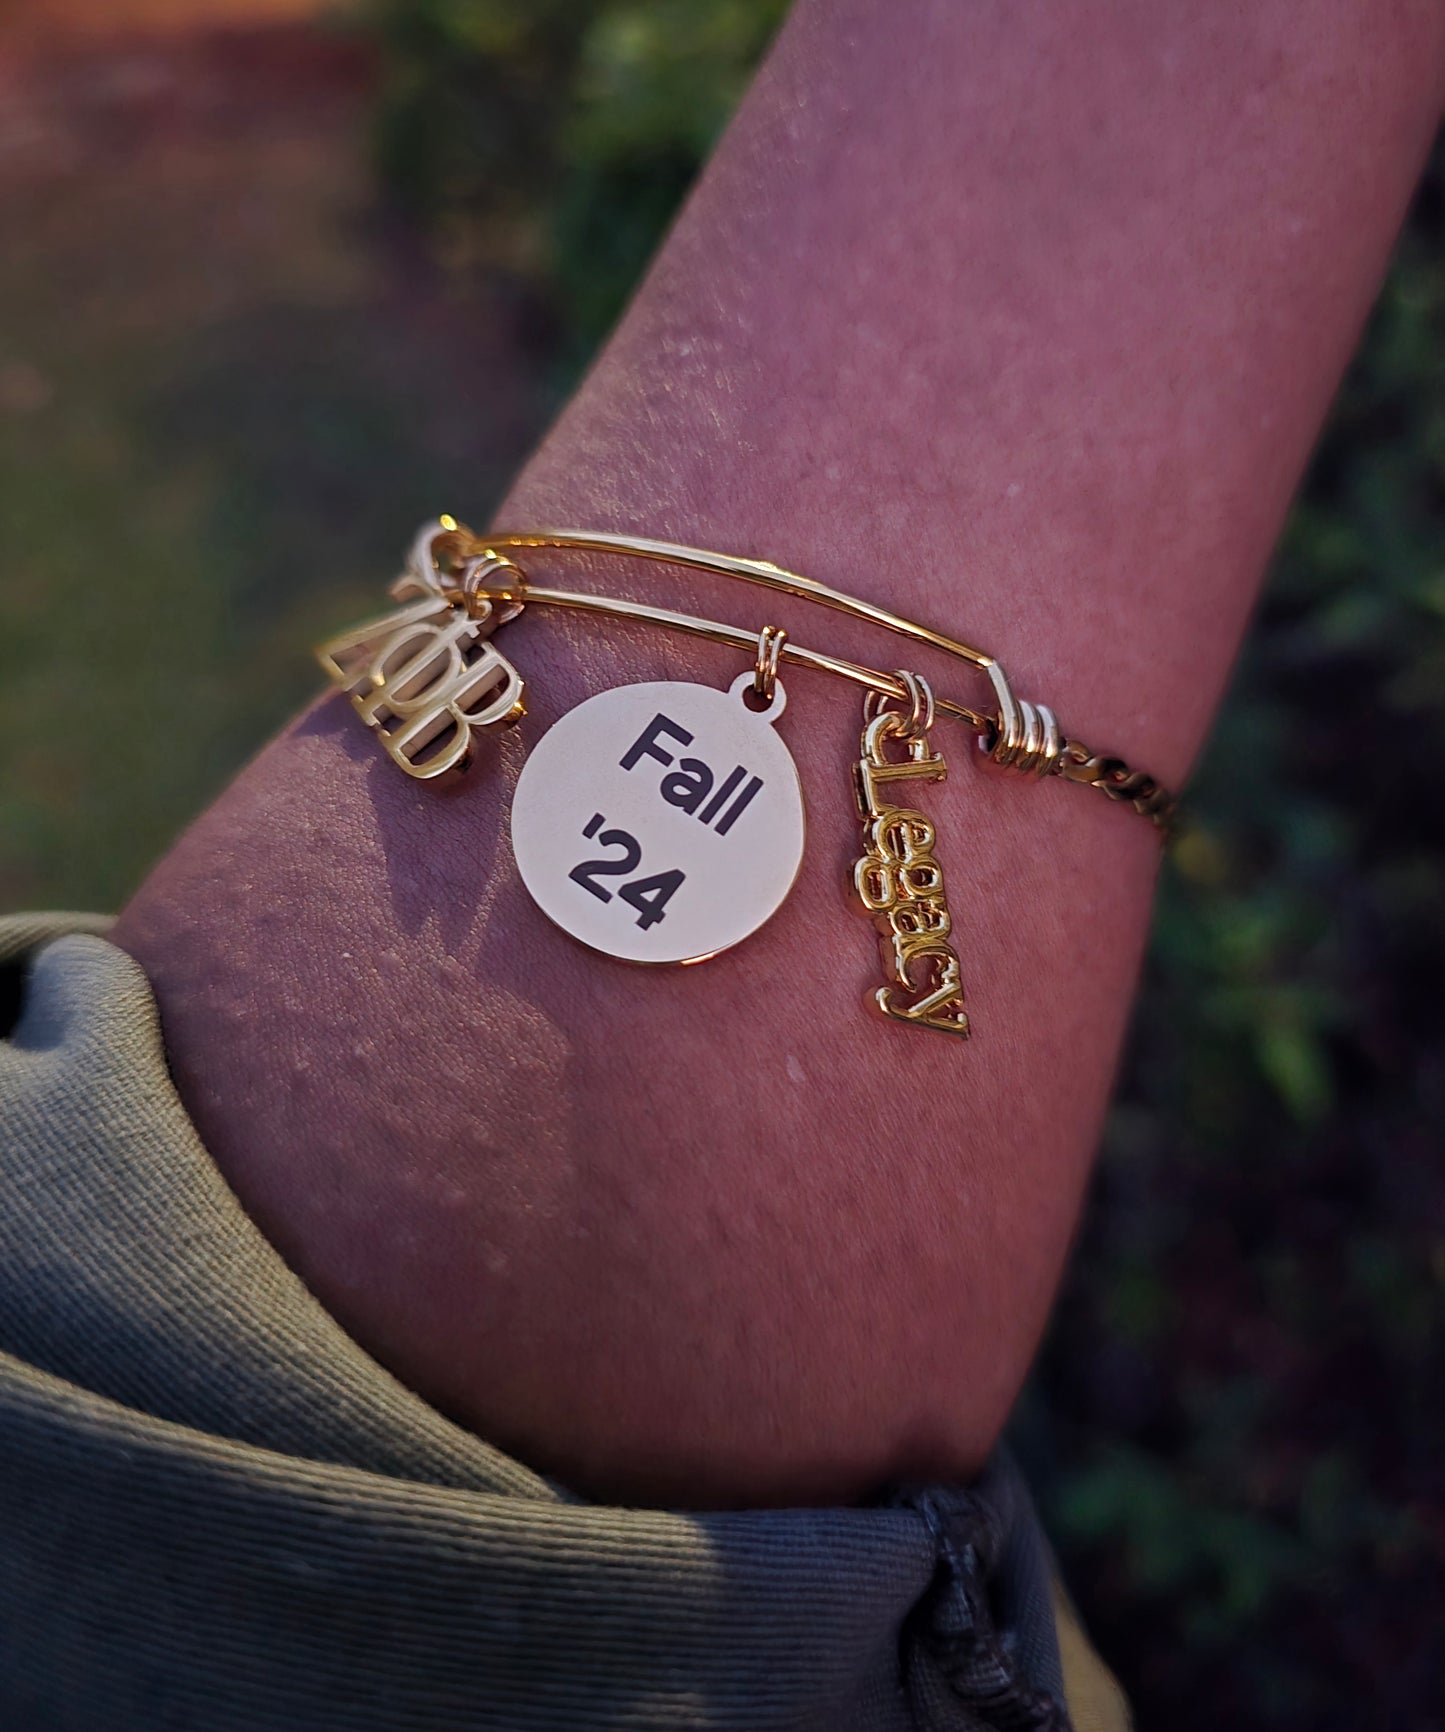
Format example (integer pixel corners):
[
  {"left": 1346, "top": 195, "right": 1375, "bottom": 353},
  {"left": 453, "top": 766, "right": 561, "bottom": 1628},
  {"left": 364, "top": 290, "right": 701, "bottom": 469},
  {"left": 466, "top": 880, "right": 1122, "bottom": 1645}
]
[{"left": 317, "top": 518, "right": 1177, "bottom": 1038}]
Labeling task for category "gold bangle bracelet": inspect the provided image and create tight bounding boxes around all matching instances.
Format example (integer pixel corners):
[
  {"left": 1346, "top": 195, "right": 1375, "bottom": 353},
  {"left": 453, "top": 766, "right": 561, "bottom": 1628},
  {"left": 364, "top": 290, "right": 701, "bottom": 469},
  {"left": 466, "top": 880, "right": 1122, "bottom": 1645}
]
[
  {"left": 473, "top": 525, "right": 1179, "bottom": 834},
  {"left": 317, "top": 517, "right": 1177, "bottom": 1032}
]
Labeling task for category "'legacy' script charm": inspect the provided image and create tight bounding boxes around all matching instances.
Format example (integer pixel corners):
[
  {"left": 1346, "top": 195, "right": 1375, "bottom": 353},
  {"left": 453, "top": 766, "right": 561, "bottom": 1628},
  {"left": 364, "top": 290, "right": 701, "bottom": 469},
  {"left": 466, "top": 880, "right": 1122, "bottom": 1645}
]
[
  {"left": 510, "top": 673, "right": 805, "bottom": 965},
  {"left": 852, "top": 702, "right": 970, "bottom": 1036}
]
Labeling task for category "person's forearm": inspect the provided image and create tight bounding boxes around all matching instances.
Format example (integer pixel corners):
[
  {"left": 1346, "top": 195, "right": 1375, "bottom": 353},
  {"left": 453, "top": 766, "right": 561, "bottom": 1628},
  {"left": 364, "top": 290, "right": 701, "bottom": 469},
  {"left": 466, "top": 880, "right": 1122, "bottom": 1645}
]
[{"left": 114, "top": 0, "right": 1443, "bottom": 1505}]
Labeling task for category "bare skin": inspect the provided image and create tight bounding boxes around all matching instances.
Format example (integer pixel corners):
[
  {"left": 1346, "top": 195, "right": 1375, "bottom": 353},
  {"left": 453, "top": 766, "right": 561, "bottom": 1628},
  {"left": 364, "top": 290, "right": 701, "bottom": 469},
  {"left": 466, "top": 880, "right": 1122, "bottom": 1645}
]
[{"left": 115, "top": 0, "right": 1444, "bottom": 1507}]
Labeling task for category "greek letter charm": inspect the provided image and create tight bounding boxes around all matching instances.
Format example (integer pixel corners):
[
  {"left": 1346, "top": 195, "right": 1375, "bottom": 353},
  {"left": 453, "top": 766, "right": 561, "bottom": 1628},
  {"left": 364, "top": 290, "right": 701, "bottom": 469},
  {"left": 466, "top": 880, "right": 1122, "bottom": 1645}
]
[
  {"left": 316, "top": 520, "right": 526, "bottom": 780},
  {"left": 851, "top": 679, "right": 970, "bottom": 1036}
]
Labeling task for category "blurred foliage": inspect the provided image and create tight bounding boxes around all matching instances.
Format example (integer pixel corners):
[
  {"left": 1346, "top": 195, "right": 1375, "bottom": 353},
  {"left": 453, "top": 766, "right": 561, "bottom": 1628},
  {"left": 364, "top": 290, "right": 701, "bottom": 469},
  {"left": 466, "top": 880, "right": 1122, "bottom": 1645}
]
[
  {"left": 0, "top": 26, "right": 549, "bottom": 912},
  {"left": 362, "top": 0, "right": 787, "bottom": 365},
  {"left": 1, "top": 6, "right": 1441, "bottom": 1728},
  {"left": 1026, "top": 157, "right": 1445, "bottom": 1726}
]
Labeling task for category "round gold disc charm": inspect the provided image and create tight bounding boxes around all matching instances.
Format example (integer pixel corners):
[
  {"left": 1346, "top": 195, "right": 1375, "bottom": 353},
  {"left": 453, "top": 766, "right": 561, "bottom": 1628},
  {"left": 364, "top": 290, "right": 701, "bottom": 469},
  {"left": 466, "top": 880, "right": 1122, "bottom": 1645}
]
[{"left": 510, "top": 674, "right": 805, "bottom": 965}]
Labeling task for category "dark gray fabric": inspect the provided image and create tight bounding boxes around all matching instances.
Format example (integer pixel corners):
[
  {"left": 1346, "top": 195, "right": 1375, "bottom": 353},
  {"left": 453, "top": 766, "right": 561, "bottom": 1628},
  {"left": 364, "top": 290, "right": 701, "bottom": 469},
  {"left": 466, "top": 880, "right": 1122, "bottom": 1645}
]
[
  {"left": 0, "top": 918, "right": 1075, "bottom": 1731},
  {"left": 895, "top": 1480, "right": 1070, "bottom": 1732}
]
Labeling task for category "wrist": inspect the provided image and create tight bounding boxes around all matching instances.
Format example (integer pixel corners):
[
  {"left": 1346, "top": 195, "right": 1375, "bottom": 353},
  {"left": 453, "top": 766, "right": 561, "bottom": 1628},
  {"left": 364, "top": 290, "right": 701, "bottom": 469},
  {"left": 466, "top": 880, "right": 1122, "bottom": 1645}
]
[{"left": 114, "top": 489, "right": 1157, "bottom": 1507}]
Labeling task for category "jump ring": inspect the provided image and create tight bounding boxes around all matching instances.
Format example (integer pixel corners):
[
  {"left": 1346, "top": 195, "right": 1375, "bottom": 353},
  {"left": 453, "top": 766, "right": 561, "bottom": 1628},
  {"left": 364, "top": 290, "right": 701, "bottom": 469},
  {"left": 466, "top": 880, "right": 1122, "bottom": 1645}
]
[
  {"left": 753, "top": 624, "right": 787, "bottom": 703},
  {"left": 863, "top": 668, "right": 936, "bottom": 740},
  {"left": 896, "top": 669, "right": 934, "bottom": 739}
]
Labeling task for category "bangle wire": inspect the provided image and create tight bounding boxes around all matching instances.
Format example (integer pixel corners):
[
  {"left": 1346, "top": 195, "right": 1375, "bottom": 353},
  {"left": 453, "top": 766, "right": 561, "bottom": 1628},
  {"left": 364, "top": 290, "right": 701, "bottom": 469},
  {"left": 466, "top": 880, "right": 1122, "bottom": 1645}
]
[
  {"left": 474, "top": 525, "right": 1006, "bottom": 734},
  {"left": 433, "top": 521, "right": 1177, "bottom": 831}
]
